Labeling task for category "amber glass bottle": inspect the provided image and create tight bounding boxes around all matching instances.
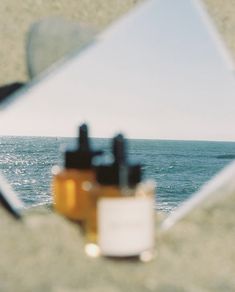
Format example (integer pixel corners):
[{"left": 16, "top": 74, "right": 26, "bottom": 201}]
[
  {"left": 85, "top": 134, "right": 155, "bottom": 259},
  {"left": 53, "top": 124, "right": 101, "bottom": 222}
]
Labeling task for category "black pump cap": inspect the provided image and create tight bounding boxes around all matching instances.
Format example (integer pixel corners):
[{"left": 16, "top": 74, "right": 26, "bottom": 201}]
[
  {"left": 95, "top": 134, "right": 126, "bottom": 185},
  {"left": 65, "top": 124, "right": 102, "bottom": 169},
  {"left": 96, "top": 163, "right": 141, "bottom": 186},
  {"left": 112, "top": 134, "right": 126, "bottom": 165},
  {"left": 128, "top": 164, "right": 142, "bottom": 186},
  {"left": 95, "top": 134, "right": 141, "bottom": 186},
  {"left": 79, "top": 124, "right": 89, "bottom": 151},
  {"left": 96, "top": 165, "right": 119, "bottom": 185}
]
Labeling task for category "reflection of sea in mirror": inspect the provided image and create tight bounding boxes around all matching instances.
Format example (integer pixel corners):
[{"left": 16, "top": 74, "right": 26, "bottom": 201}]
[{"left": 1, "top": 136, "right": 235, "bottom": 213}]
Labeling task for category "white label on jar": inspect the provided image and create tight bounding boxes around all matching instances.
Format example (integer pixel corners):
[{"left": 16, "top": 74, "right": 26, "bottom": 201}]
[{"left": 98, "top": 197, "right": 154, "bottom": 257}]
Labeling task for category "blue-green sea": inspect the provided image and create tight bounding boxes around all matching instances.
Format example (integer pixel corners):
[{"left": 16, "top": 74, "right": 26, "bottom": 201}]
[{"left": 0, "top": 136, "right": 234, "bottom": 212}]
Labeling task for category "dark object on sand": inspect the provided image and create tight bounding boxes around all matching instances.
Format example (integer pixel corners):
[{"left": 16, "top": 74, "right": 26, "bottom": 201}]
[
  {"left": 26, "top": 17, "right": 96, "bottom": 78},
  {"left": 0, "top": 82, "right": 24, "bottom": 104},
  {"left": 0, "top": 174, "right": 24, "bottom": 219}
]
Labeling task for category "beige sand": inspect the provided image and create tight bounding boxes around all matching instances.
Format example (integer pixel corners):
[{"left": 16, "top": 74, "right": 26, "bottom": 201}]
[
  {"left": 0, "top": 189, "right": 234, "bottom": 291},
  {"left": 0, "top": 0, "right": 142, "bottom": 84},
  {"left": 0, "top": 0, "right": 235, "bottom": 290},
  {"left": 203, "top": 0, "right": 235, "bottom": 62}
]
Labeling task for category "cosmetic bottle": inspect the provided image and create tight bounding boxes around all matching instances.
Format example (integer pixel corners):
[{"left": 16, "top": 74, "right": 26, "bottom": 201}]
[
  {"left": 85, "top": 134, "right": 155, "bottom": 260},
  {"left": 53, "top": 124, "right": 101, "bottom": 222}
]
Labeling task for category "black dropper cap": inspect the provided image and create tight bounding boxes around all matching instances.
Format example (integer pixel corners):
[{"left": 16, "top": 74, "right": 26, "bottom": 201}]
[
  {"left": 65, "top": 124, "right": 102, "bottom": 169},
  {"left": 112, "top": 134, "right": 126, "bottom": 165},
  {"left": 96, "top": 134, "right": 125, "bottom": 185},
  {"left": 96, "top": 134, "right": 141, "bottom": 186},
  {"left": 128, "top": 164, "right": 142, "bottom": 187}
]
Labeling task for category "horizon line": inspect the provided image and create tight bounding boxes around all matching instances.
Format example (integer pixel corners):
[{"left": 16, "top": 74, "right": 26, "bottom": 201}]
[{"left": 1, "top": 134, "right": 235, "bottom": 143}]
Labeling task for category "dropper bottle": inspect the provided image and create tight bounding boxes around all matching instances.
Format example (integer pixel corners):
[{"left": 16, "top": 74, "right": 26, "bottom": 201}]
[
  {"left": 85, "top": 134, "right": 155, "bottom": 260},
  {"left": 53, "top": 124, "right": 101, "bottom": 222},
  {"left": 85, "top": 134, "right": 128, "bottom": 244}
]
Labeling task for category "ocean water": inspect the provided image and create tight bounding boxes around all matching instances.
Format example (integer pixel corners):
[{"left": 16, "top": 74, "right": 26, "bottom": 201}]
[{"left": 0, "top": 136, "right": 234, "bottom": 213}]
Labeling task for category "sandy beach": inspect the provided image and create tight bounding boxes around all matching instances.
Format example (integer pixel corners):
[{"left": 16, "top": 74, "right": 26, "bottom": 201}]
[
  {"left": 0, "top": 0, "right": 235, "bottom": 290},
  {"left": 0, "top": 184, "right": 235, "bottom": 291},
  {"left": 203, "top": 0, "right": 235, "bottom": 61}
]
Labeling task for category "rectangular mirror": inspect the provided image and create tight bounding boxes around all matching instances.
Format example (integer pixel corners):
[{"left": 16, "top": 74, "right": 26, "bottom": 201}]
[{"left": 0, "top": 0, "right": 234, "bottom": 211}]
